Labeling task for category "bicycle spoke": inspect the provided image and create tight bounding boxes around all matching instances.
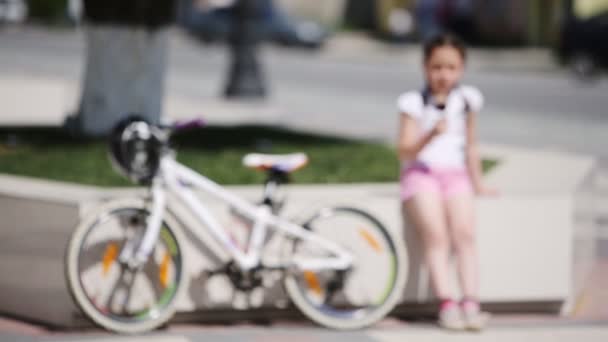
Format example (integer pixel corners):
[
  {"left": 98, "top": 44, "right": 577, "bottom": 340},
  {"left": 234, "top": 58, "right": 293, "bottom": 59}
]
[{"left": 105, "top": 267, "right": 136, "bottom": 315}]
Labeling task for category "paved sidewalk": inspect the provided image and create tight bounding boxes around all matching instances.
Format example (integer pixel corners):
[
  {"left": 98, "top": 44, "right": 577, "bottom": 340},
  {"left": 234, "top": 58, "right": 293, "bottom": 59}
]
[
  {"left": 0, "top": 28, "right": 562, "bottom": 128},
  {"left": 3, "top": 27, "right": 608, "bottom": 155},
  {"left": 2, "top": 315, "right": 608, "bottom": 342}
]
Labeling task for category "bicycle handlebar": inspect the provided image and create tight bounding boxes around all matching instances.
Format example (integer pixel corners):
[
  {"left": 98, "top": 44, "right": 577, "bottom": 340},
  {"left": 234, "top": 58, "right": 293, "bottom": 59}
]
[
  {"left": 155, "top": 118, "right": 206, "bottom": 140},
  {"left": 171, "top": 118, "right": 206, "bottom": 132}
]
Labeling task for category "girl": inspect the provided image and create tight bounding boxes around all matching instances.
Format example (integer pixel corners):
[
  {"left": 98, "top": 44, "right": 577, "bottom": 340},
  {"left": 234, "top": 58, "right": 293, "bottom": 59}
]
[{"left": 397, "top": 33, "right": 497, "bottom": 331}]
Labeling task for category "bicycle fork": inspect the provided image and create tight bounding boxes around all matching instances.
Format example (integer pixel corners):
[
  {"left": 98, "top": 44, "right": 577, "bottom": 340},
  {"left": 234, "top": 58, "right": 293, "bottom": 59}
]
[{"left": 118, "top": 181, "right": 167, "bottom": 270}]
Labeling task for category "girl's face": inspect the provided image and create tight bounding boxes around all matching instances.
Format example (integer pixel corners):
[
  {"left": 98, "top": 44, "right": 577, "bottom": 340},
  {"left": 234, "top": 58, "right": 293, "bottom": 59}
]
[{"left": 424, "top": 46, "right": 465, "bottom": 95}]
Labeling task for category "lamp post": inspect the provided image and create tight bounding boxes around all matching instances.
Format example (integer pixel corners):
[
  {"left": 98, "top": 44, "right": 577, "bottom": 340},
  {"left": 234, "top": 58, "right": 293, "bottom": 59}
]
[{"left": 224, "top": 0, "right": 266, "bottom": 98}]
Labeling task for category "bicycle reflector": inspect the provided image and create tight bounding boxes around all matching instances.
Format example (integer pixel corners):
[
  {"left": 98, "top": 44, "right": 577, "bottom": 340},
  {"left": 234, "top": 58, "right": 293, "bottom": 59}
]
[{"left": 109, "top": 115, "right": 162, "bottom": 185}]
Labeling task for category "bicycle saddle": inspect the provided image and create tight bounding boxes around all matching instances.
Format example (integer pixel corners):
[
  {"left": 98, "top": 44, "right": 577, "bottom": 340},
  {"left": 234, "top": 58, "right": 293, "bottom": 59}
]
[{"left": 243, "top": 153, "right": 309, "bottom": 173}]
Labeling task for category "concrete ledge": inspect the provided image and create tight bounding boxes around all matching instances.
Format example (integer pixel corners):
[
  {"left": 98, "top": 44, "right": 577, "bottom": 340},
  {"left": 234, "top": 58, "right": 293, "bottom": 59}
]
[
  {"left": 0, "top": 179, "right": 89, "bottom": 328},
  {"left": 0, "top": 145, "right": 595, "bottom": 328}
]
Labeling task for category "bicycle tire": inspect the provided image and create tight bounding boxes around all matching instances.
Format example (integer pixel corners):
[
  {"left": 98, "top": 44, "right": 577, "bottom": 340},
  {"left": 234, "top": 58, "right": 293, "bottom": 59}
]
[
  {"left": 284, "top": 207, "right": 406, "bottom": 330},
  {"left": 65, "top": 198, "right": 186, "bottom": 334}
]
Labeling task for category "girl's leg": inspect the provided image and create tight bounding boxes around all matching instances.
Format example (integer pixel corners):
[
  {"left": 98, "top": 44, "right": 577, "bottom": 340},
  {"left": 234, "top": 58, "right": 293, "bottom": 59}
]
[
  {"left": 444, "top": 193, "right": 478, "bottom": 300},
  {"left": 403, "top": 192, "right": 452, "bottom": 300},
  {"left": 445, "top": 193, "right": 490, "bottom": 330}
]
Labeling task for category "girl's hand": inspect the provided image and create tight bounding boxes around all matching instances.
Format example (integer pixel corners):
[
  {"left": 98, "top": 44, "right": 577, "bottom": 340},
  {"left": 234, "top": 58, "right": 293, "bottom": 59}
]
[
  {"left": 475, "top": 185, "right": 499, "bottom": 197},
  {"left": 431, "top": 118, "right": 448, "bottom": 137}
]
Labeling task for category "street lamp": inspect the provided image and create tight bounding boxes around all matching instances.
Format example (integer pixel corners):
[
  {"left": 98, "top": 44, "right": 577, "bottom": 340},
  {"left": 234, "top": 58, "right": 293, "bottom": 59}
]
[{"left": 224, "top": 0, "right": 266, "bottom": 98}]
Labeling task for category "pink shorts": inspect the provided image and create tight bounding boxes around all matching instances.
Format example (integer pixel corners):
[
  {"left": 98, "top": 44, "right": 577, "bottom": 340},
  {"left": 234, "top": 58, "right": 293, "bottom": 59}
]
[{"left": 400, "top": 162, "right": 473, "bottom": 201}]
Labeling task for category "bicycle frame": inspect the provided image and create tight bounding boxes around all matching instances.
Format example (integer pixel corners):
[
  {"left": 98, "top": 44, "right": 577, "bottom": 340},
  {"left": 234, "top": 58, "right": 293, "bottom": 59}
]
[{"left": 125, "top": 155, "right": 354, "bottom": 273}]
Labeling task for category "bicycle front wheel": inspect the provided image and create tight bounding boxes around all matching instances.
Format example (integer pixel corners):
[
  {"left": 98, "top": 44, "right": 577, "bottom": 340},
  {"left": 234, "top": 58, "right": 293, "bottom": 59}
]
[
  {"left": 284, "top": 207, "right": 406, "bottom": 330},
  {"left": 65, "top": 199, "right": 185, "bottom": 334}
]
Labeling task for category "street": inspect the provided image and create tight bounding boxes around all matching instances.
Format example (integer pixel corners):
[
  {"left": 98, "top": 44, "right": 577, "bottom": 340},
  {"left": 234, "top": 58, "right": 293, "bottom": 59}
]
[{"left": 1, "top": 28, "right": 608, "bottom": 156}]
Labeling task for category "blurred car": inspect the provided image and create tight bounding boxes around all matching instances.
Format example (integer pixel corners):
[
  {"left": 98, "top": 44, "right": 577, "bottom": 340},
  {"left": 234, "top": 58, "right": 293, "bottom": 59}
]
[
  {"left": 0, "top": 0, "right": 27, "bottom": 24},
  {"left": 178, "top": 0, "right": 328, "bottom": 49},
  {"left": 558, "top": 10, "right": 608, "bottom": 79}
]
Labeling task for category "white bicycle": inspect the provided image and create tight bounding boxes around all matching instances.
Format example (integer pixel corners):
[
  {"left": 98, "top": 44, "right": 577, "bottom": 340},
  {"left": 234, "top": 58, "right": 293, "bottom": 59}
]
[{"left": 65, "top": 117, "right": 406, "bottom": 334}]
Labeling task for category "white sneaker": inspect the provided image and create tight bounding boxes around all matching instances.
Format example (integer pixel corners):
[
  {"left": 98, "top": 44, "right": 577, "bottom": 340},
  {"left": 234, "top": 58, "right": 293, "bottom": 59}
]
[
  {"left": 438, "top": 302, "right": 466, "bottom": 331},
  {"left": 462, "top": 303, "right": 491, "bottom": 331}
]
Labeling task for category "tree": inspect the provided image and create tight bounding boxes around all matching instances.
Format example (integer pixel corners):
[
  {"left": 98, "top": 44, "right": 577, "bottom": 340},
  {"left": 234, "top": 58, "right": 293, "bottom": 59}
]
[{"left": 71, "top": 0, "right": 176, "bottom": 137}]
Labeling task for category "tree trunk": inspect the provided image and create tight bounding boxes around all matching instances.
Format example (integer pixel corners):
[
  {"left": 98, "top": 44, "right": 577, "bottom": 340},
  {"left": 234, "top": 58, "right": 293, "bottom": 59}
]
[
  {"left": 72, "top": 0, "right": 175, "bottom": 137},
  {"left": 76, "top": 26, "right": 169, "bottom": 136}
]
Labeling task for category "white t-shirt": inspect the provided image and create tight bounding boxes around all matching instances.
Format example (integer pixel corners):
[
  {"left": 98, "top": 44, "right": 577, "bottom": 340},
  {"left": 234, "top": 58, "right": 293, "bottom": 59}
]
[{"left": 397, "top": 85, "right": 484, "bottom": 169}]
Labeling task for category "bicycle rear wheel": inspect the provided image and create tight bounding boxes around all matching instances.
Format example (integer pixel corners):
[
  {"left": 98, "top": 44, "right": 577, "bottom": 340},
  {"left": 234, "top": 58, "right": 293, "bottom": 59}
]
[
  {"left": 284, "top": 207, "right": 406, "bottom": 330},
  {"left": 65, "top": 199, "right": 185, "bottom": 334}
]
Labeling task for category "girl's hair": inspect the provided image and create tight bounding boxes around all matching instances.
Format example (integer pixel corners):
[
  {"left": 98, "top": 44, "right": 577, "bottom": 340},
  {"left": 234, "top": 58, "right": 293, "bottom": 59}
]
[{"left": 423, "top": 33, "right": 467, "bottom": 62}]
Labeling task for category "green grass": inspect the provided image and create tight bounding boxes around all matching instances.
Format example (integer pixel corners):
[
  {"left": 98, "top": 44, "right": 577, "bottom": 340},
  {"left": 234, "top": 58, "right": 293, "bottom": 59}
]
[{"left": 0, "top": 126, "right": 498, "bottom": 187}]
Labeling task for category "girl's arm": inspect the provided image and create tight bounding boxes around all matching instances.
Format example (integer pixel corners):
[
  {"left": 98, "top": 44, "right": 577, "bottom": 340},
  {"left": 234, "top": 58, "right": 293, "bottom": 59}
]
[
  {"left": 465, "top": 110, "right": 498, "bottom": 196},
  {"left": 398, "top": 114, "right": 446, "bottom": 161}
]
